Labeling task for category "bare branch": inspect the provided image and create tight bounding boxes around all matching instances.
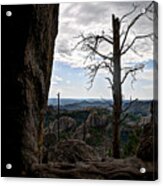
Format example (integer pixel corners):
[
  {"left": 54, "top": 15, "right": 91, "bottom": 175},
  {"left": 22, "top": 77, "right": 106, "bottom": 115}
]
[
  {"left": 120, "top": 2, "right": 153, "bottom": 51},
  {"left": 83, "top": 52, "right": 92, "bottom": 64},
  {"left": 100, "top": 35, "right": 113, "bottom": 45},
  {"left": 86, "top": 63, "right": 101, "bottom": 89},
  {"left": 85, "top": 60, "right": 114, "bottom": 89},
  {"left": 73, "top": 32, "right": 113, "bottom": 51},
  {"left": 122, "top": 98, "right": 138, "bottom": 113},
  {"left": 129, "top": 46, "right": 143, "bottom": 57},
  {"left": 105, "top": 77, "right": 113, "bottom": 86},
  {"left": 105, "top": 34, "right": 113, "bottom": 42},
  {"left": 72, "top": 32, "right": 114, "bottom": 65},
  {"left": 121, "top": 64, "right": 144, "bottom": 84},
  {"left": 72, "top": 34, "right": 91, "bottom": 51},
  {"left": 145, "top": 13, "right": 153, "bottom": 21},
  {"left": 121, "top": 33, "right": 153, "bottom": 55},
  {"left": 120, "top": 113, "right": 129, "bottom": 124},
  {"left": 101, "top": 61, "right": 113, "bottom": 74},
  {"left": 87, "top": 44, "right": 112, "bottom": 61},
  {"left": 120, "top": 3, "right": 138, "bottom": 23},
  {"left": 120, "top": 98, "right": 138, "bottom": 123}
]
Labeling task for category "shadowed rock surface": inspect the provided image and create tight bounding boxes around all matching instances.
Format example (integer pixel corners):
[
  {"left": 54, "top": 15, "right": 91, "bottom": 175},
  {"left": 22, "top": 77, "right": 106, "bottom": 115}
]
[
  {"left": 47, "top": 116, "right": 77, "bottom": 134},
  {"left": 86, "top": 111, "right": 109, "bottom": 128},
  {"left": 44, "top": 116, "right": 77, "bottom": 150},
  {"left": 73, "top": 111, "right": 109, "bottom": 140},
  {"left": 32, "top": 157, "right": 156, "bottom": 180},
  {"left": 48, "top": 139, "right": 101, "bottom": 163},
  {"left": 2, "top": 4, "right": 59, "bottom": 176}
]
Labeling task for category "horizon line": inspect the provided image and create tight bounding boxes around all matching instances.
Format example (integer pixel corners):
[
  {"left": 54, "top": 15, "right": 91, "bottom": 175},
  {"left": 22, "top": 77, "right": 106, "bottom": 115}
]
[{"left": 48, "top": 97, "right": 153, "bottom": 101}]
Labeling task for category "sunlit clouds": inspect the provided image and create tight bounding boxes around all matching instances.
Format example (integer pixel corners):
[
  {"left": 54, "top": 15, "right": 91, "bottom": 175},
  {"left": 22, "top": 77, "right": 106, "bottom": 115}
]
[{"left": 49, "top": 1, "right": 154, "bottom": 99}]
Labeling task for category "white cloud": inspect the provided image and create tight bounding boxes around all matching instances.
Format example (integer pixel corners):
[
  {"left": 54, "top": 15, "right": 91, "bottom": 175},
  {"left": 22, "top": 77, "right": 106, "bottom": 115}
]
[
  {"left": 50, "top": 75, "right": 63, "bottom": 86},
  {"left": 137, "top": 69, "right": 153, "bottom": 81},
  {"left": 50, "top": 2, "right": 155, "bottom": 99},
  {"left": 51, "top": 81, "right": 58, "bottom": 85},
  {"left": 66, "top": 80, "right": 71, "bottom": 84},
  {"left": 54, "top": 1, "right": 154, "bottom": 71},
  {"left": 55, "top": 75, "right": 63, "bottom": 82}
]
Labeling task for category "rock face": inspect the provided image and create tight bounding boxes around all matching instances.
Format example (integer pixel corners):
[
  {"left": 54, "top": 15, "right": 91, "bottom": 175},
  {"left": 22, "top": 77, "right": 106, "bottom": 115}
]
[
  {"left": 44, "top": 133, "right": 57, "bottom": 149},
  {"left": 73, "top": 111, "right": 109, "bottom": 140},
  {"left": 48, "top": 139, "right": 101, "bottom": 163},
  {"left": 48, "top": 116, "right": 77, "bottom": 134},
  {"left": 86, "top": 111, "right": 109, "bottom": 128},
  {"left": 44, "top": 116, "right": 77, "bottom": 152},
  {"left": 33, "top": 156, "right": 157, "bottom": 180},
  {"left": 1, "top": 5, "right": 59, "bottom": 176}
]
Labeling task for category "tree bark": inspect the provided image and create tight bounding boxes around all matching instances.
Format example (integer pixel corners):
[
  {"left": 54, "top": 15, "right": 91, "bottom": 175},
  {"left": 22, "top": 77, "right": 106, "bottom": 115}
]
[{"left": 112, "top": 15, "right": 122, "bottom": 158}]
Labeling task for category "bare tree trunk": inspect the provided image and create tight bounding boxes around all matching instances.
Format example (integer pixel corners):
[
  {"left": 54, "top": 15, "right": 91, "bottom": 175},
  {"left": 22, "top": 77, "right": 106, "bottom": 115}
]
[{"left": 112, "top": 15, "right": 122, "bottom": 158}]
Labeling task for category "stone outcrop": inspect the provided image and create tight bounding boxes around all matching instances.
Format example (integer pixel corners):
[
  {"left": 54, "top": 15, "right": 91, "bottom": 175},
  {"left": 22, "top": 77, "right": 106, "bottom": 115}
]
[
  {"left": 73, "top": 111, "right": 109, "bottom": 140},
  {"left": 32, "top": 156, "right": 157, "bottom": 180},
  {"left": 44, "top": 116, "right": 76, "bottom": 149},
  {"left": 86, "top": 111, "right": 109, "bottom": 128},
  {"left": 48, "top": 139, "right": 101, "bottom": 163},
  {"left": 44, "top": 133, "right": 57, "bottom": 148},
  {"left": 2, "top": 5, "right": 59, "bottom": 176},
  {"left": 73, "top": 123, "right": 87, "bottom": 140},
  {"left": 47, "top": 116, "right": 76, "bottom": 134}
]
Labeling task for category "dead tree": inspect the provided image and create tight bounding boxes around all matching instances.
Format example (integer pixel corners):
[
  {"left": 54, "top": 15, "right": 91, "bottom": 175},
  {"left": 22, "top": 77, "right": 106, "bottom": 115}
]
[
  {"left": 73, "top": 2, "right": 155, "bottom": 158},
  {"left": 112, "top": 15, "right": 121, "bottom": 158}
]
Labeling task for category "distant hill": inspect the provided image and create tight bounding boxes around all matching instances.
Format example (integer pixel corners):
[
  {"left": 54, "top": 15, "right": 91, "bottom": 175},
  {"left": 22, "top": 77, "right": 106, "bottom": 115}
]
[
  {"left": 48, "top": 98, "right": 82, "bottom": 106},
  {"left": 49, "top": 100, "right": 111, "bottom": 111},
  {"left": 123, "top": 100, "right": 151, "bottom": 116},
  {"left": 48, "top": 98, "right": 151, "bottom": 116}
]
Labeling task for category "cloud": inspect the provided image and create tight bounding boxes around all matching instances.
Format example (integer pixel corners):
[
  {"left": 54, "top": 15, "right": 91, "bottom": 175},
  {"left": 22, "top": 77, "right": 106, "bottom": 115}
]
[
  {"left": 51, "top": 75, "right": 63, "bottom": 86},
  {"left": 55, "top": 75, "right": 63, "bottom": 82},
  {"left": 51, "top": 81, "right": 58, "bottom": 85},
  {"left": 49, "top": 2, "right": 154, "bottom": 99},
  {"left": 137, "top": 69, "right": 153, "bottom": 81},
  {"left": 66, "top": 80, "right": 71, "bottom": 84},
  {"left": 54, "top": 1, "right": 154, "bottom": 70}
]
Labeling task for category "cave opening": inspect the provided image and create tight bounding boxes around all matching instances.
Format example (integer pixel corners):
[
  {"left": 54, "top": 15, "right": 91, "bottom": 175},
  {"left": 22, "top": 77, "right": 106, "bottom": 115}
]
[
  {"left": 45, "top": 3, "right": 113, "bottom": 164},
  {"left": 43, "top": 2, "right": 157, "bottom": 180}
]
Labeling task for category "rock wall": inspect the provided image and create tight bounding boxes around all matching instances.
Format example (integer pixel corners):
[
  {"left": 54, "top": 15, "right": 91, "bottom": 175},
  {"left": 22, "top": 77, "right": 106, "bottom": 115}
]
[{"left": 1, "top": 5, "right": 59, "bottom": 176}]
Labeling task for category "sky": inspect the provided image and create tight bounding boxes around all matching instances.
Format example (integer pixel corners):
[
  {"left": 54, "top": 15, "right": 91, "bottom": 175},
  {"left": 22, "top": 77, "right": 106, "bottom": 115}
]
[{"left": 48, "top": 1, "right": 156, "bottom": 100}]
